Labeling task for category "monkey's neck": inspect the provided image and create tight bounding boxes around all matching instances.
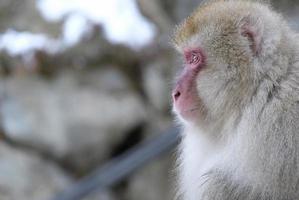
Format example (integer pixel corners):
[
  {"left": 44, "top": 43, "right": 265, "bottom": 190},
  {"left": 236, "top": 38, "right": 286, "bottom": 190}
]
[
  {"left": 179, "top": 127, "right": 225, "bottom": 199},
  {"left": 182, "top": 126, "right": 224, "bottom": 163}
]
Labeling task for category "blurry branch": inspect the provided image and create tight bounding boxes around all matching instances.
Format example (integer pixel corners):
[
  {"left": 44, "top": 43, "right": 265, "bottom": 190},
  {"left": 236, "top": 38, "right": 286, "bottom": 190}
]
[
  {"left": 137, "top": 0, "right": 174, "bottom": 34},
  {"left": 0, "top": 52, "right": 15, "bottom": 76},
  {"left": 0, "top": 0, "right": 61, "bottom": 36},
  {"left": 50, "top": 126, "right": 180, "bottom": 200}
]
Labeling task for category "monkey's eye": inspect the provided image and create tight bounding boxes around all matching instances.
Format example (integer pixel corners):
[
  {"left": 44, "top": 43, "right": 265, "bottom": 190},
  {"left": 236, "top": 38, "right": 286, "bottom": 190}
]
[{"left": 184, "top": 49, "right": 203, "bottom": 67}]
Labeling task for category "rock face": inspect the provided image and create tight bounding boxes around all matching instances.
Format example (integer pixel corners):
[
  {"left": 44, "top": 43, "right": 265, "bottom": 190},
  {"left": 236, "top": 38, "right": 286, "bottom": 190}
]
[
  {"left": 0, "top": 142, "right": 71, "bottom": 200},
  {"left": 0, "top": 68, "right": 147, "bottom": 174}
]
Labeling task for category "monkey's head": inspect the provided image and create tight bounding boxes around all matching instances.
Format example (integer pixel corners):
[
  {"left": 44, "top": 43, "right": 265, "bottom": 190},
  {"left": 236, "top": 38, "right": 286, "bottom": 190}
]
[{"left": 172, "top": 0, "right": 287, "bottom": 129}]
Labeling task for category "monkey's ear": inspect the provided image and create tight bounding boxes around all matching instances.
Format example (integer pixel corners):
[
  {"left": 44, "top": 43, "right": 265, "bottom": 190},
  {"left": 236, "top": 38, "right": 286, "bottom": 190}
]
[{"left": 240, "top": 17, "right": 262, "bottom": 56}]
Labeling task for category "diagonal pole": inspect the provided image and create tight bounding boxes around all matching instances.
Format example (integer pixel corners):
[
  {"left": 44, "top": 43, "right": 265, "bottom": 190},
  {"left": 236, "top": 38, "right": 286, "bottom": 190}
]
[{"left": 50, "top": 126, "right": 180, "bottom": 200}]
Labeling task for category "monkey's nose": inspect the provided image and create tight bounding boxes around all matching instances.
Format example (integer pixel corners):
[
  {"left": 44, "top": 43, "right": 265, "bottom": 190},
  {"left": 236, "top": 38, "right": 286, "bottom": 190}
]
[{"left": 172, "top": 90, "right": 181, "bottom": 102}]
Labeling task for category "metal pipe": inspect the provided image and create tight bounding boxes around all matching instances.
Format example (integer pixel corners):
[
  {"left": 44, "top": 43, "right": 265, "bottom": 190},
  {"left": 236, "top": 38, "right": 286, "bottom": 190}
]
[{"left": 50, "top": 126, "right": 180, "bottom": 200}]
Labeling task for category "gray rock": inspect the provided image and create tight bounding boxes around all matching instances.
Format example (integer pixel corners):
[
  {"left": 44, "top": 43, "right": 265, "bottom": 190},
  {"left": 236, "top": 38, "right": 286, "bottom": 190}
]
[
  {"left": 0, "top": 142, "right": 71, "bottom": 200},
  {"left": 0, "top": 68, "right": 147, "bottom": 172},
  {"left": 0, "top": 0, "right": 61, "bottom": 36}
]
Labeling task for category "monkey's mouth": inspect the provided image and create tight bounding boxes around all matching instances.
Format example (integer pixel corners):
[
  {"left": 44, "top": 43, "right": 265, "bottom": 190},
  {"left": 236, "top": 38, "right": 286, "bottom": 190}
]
[
  {"left": 186, "top": 107, "right": 200, "bottom": 112},
  {"left": 173, "top": 103, "right": 201, "bottom": 121}
]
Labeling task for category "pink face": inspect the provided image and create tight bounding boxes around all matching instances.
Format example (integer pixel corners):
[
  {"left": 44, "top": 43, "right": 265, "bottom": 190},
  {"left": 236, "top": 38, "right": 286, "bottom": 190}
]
[{"left": 172, "top": 48, "right": 206, "bottom": 122}]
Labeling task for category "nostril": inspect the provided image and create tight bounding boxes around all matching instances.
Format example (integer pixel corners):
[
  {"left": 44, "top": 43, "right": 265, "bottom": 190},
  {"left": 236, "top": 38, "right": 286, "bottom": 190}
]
[{"left": 173, "top": 90, "right": 181, "bottom": 101}]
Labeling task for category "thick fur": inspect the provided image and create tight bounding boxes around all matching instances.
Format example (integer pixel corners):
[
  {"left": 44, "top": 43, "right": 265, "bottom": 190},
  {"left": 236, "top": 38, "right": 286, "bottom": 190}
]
[{"left": 173, "top": 1, "right": 299, "bottom": 200}]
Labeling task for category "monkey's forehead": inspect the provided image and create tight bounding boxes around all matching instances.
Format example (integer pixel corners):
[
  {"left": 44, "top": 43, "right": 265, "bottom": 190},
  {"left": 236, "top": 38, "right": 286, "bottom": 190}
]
[{"left": 172, "top": 0, "right": 261, "bottom": 50}]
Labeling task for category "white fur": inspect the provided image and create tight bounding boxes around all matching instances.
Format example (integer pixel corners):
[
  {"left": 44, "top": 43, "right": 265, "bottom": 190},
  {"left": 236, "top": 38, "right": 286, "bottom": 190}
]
[
  {"left": 178, "top": 126, "right": 223, "bottom": 200},
  {"left": 174, "top": 1, "right": 299, "bottom": 199}
]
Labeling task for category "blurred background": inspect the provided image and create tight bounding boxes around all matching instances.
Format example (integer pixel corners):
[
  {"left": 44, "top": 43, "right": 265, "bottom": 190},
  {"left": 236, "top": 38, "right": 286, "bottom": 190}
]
[{"left": 0, "top": 0, "right": 298, "bottom": 200}]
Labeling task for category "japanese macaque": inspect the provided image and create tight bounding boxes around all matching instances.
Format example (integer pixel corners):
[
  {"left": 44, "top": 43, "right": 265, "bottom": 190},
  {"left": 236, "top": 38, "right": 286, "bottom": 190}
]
[{"left": 171, "top": 0, "right": 299, "bottom": 199}]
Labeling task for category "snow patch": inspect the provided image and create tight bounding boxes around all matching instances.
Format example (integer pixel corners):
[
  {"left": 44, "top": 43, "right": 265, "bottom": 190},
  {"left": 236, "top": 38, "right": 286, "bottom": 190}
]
[
  {"left": 37, "top": 0, "right": 156, "bottom": 48},
  {"left": 0, "top": 30, "right": 62, "bottom": 56},
  {"left": 0, "top": 0, "right": 156, "bottom": 56}
]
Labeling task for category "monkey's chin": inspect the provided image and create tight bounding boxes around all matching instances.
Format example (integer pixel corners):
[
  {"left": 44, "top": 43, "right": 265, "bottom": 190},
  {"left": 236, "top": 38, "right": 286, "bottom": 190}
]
[{"left": 173, "top": 106, "right": 200, "bottom": 124}]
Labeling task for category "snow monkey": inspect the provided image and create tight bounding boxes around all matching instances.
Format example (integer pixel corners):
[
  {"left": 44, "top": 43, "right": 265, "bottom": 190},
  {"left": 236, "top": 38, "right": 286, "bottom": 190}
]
[{"left": 171, "top": 0, "right": 299, "bottom": 199}]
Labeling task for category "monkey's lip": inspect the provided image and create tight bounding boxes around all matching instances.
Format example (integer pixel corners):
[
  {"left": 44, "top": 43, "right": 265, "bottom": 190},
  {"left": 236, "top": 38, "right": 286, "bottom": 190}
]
[{"left": 182, "top": 107, "right": 200, "bottom": 114}]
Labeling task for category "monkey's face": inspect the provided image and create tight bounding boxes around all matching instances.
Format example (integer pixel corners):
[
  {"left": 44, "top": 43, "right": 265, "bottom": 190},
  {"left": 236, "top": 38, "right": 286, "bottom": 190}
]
[
  {"left": 172, "top": 47, "right": 207, "bottom": 124},
  {"left": 172, "top": 2, "right": 264, "bottom": 126}
]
